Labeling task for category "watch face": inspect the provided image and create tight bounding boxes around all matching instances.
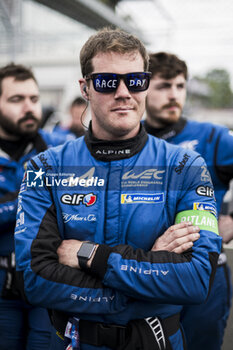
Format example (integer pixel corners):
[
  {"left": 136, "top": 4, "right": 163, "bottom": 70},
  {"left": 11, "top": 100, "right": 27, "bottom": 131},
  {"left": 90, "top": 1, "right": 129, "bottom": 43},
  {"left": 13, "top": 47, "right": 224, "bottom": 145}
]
[{"left": 78, "top": 242, "right": 96, "bottom": 259}]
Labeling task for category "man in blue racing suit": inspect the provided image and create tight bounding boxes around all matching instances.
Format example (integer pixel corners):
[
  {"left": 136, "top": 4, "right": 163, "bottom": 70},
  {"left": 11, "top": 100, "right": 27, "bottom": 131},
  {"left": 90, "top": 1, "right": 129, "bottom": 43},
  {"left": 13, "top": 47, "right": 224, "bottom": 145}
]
[
  {"left": 145, "top": 52, "right": 233, "bottom": 350},
  {"left": 0, "top": 63, "right": 68, "bottom": 349},
  {"left": 15, "top": 29, "right": 221, "bottom": 350}
]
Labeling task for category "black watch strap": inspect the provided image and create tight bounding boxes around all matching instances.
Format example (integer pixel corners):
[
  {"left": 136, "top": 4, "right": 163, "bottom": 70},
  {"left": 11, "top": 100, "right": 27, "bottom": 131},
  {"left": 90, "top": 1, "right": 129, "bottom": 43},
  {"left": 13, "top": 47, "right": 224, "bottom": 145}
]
[{"left": 79, "top": 256, "right": 88, "bottom": 270}]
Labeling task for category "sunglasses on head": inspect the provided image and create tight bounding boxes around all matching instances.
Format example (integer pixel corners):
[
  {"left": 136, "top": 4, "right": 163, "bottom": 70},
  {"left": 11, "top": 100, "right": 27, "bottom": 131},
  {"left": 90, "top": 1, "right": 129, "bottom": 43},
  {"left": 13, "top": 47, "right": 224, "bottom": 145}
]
[{"left": 85, "top": 72, "right": 152, "bottom": 93}]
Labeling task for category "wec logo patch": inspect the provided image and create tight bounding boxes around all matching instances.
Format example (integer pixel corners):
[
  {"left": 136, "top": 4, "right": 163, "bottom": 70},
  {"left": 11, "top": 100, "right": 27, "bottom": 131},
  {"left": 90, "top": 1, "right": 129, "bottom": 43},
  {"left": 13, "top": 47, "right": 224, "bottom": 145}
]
[{"left": 122, "top": 169, "right": 165, "bottom": 180}]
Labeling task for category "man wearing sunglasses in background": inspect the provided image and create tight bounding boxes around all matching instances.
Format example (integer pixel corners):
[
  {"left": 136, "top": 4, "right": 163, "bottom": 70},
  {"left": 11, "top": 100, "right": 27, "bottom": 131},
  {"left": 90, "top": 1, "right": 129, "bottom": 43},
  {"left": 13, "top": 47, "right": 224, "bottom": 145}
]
[
  {"left": 144, "top": 52, "right": 233, "bottom": 350},
  {"left": 15, "top": 28, "right": 221, "bottom": 350}
]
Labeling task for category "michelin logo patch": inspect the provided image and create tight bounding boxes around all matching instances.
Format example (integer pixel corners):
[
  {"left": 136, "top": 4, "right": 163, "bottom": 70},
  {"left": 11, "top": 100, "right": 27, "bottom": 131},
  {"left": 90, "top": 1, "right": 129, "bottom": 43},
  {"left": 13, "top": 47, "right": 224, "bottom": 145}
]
[
  {"left": 121, "top": 193, "right": 164, "bottom": 204},
  {"left": 193, "top": 202, "right": 217, "bottom": 217}
]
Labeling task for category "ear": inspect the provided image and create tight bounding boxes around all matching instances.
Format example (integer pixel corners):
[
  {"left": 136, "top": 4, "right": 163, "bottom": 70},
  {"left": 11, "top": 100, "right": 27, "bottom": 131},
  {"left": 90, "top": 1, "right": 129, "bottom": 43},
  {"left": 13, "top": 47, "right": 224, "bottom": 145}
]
[{"left": 79, "top": 78, "right": 89, "bottom": 101}]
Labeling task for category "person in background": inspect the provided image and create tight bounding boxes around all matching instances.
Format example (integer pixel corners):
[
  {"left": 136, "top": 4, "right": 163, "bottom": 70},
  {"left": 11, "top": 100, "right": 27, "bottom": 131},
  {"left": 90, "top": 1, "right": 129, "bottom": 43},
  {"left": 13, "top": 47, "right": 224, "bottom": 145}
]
[
  {"left": 14, "top": 28, "right": 221, "bottom": 350},
  {"left": 0, "top": 63, "right": 68, "bottom": 350},
  {"left": 53, "top": 96, "right": 87, "bottom": 138},
  {"left": 144, "top": 51, "right": 233, "bottom": 350}
]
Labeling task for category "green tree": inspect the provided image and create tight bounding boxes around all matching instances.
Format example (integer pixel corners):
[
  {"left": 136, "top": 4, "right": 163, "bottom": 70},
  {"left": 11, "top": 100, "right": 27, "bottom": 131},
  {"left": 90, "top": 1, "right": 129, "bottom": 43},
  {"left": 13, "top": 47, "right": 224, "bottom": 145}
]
[{"left": 204, "top": 69, "right": 233, "bottom": 108}]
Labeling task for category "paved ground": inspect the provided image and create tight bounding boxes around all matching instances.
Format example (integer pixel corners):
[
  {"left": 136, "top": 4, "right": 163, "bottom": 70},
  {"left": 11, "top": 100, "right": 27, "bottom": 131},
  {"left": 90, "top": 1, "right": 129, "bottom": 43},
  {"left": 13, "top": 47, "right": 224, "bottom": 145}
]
[{"left": 222, "top": 246, "right": 233, "bottom": 350}]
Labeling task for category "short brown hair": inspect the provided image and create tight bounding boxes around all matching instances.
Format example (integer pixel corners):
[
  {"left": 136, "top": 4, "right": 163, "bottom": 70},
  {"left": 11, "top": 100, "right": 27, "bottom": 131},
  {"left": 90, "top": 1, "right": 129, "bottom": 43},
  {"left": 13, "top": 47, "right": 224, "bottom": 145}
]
[
  {"left": 70, "top": 96, "right": 86, "bottom": 108},
  {"left": 80, "top": 27, "right": 149, "bottom": 77},
  {"left": 0, "top": 63, "right": 38, "bottom": 96},
  {"left": 149, "top": 52, "right": 188, "bottom": 80}
]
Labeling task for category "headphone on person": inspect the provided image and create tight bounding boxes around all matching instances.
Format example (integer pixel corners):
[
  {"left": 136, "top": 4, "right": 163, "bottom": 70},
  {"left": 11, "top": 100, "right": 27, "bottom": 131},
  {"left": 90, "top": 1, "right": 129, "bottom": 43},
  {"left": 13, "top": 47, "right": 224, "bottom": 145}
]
[{"left": 83, "top": 85, "right": 89, "bottom": 100}]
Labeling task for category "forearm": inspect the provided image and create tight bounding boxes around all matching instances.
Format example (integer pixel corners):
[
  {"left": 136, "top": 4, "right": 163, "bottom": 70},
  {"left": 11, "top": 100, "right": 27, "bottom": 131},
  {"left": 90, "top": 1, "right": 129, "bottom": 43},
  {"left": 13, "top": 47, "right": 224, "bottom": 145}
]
[
  {"left": 218, "top": 214, "right": 233, "bottom": 244},
  {"left": 15, "top": 179, "right": 129, "bottom": 315},
  {"left": 87, "top": 233, "right": 221, "bottom": 304}
]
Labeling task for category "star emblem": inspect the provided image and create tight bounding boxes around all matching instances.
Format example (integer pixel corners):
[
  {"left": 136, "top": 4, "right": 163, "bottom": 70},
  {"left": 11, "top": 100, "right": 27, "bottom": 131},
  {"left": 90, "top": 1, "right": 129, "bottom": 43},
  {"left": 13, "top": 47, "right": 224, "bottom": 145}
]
[{"left": 34, "top": 168, "right": 45, "bottom": 180}]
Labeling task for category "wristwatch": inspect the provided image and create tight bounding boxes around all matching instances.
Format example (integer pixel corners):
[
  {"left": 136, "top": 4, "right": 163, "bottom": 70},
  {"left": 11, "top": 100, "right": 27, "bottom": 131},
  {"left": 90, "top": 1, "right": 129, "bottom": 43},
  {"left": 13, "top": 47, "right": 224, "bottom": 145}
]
[{"left": 77, "top": 241, "right": 97, "bottom": 269}]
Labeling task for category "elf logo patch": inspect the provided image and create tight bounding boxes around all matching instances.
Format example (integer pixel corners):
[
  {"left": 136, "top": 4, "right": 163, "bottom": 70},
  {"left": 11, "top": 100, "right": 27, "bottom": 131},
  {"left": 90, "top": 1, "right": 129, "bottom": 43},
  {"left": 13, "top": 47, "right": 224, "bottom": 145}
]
[
  {"left": 61, "top": 193, "right": 97, "bottom": 206},
  {"left": 196, "top": 186, "right": 215, "bottom": 198}
]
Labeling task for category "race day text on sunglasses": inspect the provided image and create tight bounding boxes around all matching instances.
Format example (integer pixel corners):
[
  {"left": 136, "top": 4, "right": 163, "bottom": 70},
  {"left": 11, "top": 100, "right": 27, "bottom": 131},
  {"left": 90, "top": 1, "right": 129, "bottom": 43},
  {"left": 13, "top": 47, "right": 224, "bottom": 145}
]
[{"left": 85, "top": 72, "right": 152, "bottom": 93}]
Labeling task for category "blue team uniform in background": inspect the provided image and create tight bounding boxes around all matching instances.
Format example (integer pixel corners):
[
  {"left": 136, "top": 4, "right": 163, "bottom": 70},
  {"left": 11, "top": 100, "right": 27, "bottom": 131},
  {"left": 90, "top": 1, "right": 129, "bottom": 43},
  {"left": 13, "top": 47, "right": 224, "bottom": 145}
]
[
  {"left": 0, "top": 129, "right": 68, "bottom": 350},
  {"left": 144, "top": 118, "right": 233, "bottom": 350}
]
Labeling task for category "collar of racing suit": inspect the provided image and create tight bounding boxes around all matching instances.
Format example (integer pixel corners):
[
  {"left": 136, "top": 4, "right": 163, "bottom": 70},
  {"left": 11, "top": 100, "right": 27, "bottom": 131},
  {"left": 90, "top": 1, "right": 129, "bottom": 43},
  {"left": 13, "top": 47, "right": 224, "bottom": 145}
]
[
  {"left": 0, "top": 132, "right": 47, "bottom": 161},
  {"left": 144, "top": 117, "right": 187, "bottom": 140},
  {"left": 84, "top": 122, "right": 148, "bottom": 161}
]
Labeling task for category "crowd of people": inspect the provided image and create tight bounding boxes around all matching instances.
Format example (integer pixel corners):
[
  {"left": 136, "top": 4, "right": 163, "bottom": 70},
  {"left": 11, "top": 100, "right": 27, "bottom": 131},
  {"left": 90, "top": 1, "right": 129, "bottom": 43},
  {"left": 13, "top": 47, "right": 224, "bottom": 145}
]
[{"left": 0, "top": 27, "right": 232, "bottom": 350}]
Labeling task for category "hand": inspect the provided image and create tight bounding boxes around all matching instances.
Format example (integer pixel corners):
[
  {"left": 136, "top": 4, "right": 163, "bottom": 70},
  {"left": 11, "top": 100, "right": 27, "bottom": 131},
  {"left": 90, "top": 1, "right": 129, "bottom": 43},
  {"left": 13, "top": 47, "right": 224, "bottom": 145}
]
[
  {"left": 152, "top": 222, "right": 200, "bottom": 254},
  {"left": 218, "top": 214, "right": 233, "bottom": 244},
  {"left": 57, "top": 239, "right": 82, "bottom": 268}
]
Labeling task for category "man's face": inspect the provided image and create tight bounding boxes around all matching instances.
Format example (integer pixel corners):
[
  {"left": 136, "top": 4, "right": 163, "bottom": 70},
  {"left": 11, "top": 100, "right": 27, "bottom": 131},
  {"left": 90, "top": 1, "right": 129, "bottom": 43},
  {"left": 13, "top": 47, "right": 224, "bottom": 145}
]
[
  {"left": 81, "top": 51, "right": 147, "bottom": 140},
  {"left": 0, "top": 77, "right": 42, "bottom": 139},
  {"left": 146, "top": 74, "right": 186, "bottom": 127}
]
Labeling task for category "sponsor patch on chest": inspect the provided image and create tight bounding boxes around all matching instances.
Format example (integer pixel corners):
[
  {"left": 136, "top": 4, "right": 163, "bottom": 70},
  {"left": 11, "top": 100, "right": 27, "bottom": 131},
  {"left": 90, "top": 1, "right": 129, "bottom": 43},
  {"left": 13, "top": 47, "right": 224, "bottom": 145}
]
[{"left": 121, "top": 193, "right": 164, "bottom": 204}]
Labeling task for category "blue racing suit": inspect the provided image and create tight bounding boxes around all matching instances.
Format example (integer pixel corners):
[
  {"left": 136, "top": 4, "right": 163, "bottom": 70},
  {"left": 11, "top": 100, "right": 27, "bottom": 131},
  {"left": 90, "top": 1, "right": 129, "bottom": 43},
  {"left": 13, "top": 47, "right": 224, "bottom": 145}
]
[
  {"left": 0, "top": 129, "right": 68, "bottom": 350},
  {"left": 144, "top": 118, "right": 233, "bottom": 350},
  {"left": 14, "top": 126, "right": 221, "bottom": 350},
  {"left": 52, "top": 124, "right": 77, "bottom": 139}
]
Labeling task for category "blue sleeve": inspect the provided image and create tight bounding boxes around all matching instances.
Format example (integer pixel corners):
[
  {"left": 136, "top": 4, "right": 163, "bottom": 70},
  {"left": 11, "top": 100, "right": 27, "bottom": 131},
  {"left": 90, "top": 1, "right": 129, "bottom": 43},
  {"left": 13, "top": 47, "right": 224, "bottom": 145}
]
[
  {"left": 90, "top": 155, "right": 222, "bottom": 305},
  {"left": 214, "top": 128, "right": 233, "bottom": 185},
  {"left": 14, "top": 154, "right": 129, "bottom": 315},
  {"left": 39, "top": 129, "right": 72, "bottom": 148}
]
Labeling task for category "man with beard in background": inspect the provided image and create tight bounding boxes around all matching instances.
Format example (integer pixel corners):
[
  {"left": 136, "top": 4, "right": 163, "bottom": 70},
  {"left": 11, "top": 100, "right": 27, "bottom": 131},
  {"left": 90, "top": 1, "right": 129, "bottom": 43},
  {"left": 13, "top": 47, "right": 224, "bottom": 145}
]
[
  {"left": 0, "top": 63, "right": 68, "bottom": 350},
  {"left": 144, "top": 52, "right": 233, "bottom": 350}
]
